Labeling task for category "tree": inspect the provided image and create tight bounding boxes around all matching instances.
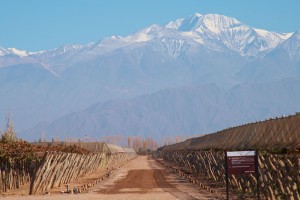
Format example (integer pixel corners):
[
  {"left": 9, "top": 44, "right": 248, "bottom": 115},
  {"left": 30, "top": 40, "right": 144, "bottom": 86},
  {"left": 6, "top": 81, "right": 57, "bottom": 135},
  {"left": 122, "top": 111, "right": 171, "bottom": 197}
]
[
  {"left": 1, "top": 116, "right": 18, "bottom": 143},
  {"left": 128, "top": 136, "right": 131, "bottom": 148}
]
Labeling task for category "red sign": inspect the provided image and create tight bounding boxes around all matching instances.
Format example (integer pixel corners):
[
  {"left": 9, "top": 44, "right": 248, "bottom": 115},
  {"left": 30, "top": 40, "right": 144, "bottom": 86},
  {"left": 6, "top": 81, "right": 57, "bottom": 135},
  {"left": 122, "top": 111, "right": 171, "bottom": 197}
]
[{"left": 226, "top": 151, "right": 256, "bottom": 175}]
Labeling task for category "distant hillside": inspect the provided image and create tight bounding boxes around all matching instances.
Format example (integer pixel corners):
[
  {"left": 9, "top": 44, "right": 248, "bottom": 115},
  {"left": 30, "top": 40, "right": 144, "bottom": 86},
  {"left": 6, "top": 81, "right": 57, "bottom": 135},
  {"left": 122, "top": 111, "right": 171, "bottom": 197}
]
[{"left": 24, "top": 77, "right": 300, "bottom": 140}]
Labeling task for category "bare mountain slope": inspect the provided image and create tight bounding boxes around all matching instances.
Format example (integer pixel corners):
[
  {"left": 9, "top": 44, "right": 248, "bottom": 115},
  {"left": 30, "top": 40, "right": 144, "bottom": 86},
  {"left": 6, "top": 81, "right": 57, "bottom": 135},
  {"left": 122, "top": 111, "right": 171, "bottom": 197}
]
[{"left": 24, "top": 78, "right": 300, "bottom": 140}]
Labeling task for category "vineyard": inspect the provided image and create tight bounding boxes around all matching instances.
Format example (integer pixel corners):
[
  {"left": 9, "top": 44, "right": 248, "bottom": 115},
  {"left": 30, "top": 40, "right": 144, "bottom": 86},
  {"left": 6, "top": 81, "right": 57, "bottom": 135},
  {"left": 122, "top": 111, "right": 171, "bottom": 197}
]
[
  {"left": 156, "top": 113, "right": 300, "bottom": 199},
  {"left": 1, "top": 114, "right": 299, "bottom": 198},
  {"left": 0, "top": 140, "right": 136, "bottom": 194}
]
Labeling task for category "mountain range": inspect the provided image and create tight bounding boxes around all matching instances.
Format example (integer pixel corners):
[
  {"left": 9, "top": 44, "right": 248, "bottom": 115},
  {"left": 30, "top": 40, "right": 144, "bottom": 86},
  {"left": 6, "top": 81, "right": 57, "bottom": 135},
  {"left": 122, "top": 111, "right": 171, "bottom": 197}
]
[{"left": 0, "top": 13, "right": 299, "bottom": 141}]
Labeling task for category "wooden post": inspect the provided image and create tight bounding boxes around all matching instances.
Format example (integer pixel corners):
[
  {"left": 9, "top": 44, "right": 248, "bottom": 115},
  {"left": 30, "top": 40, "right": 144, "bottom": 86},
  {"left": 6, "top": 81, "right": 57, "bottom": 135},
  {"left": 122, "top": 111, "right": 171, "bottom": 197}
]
[
  {"left": 255, "top": 150, "right": 260, "bottom": 200},
  {"left": 225, "top": 151, "right": 229, "bottom": 200}
]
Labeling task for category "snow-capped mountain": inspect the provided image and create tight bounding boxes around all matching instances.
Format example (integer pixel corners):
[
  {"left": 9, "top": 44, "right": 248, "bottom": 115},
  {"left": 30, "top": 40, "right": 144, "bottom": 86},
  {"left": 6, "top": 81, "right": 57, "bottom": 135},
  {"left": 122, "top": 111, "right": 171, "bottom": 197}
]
[
  {"left": 0, "top": 13, "right": 299, "bottom": 139},
  {"left": 0, "top": 13, "right": 295, "bottom": 72},
  {"left": 236, "top": 30, "right": 300, "bottom": 82},
  {"left": 166, "top": 13, "right": 292, "bottom": 57},
  {"left": 74, "top": 24, "right": 196, "bottom": 57},
  {"left": 0, "top": 46, "right": 42, "bottom": 57},
  {"left": 271, "top": 30, "right": 300, "bottom": 59},
  {"left": 7, "top": 48, "right": 31, "bottom": 57},
  {"left": 37, "top": 44, "right": 84, "bottom": 59},
  {"left": 0, "top": 47, "right": 40, "bottom": 68}
]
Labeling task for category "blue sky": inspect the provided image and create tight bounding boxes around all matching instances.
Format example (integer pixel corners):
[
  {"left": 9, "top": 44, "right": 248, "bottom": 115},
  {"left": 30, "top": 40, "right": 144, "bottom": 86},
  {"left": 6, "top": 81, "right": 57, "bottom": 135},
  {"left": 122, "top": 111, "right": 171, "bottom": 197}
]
[{"left": 0, "top": 0, "right": 299, "bottom": 51}]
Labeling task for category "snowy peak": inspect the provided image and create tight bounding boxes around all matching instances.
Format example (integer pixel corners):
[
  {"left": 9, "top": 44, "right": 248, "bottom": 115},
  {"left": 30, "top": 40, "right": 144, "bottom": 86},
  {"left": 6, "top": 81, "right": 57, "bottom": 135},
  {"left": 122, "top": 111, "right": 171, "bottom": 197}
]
[
  {"left": 0, "top": 47, "right": 29, "bottom": 57},
  {"left": 0, "top": 46, "right": 43, "bottom": 57},
  {"left": 142, "top": 24, "right": 165, "bottom": 34},
  {"left": 50, "top": 44, "right": 85, "bottom": 55},
  {"left": 57, "top": 44, "right": 84, "bottom": 52},
  {"left": 125, "top": 24, "right": 165, "bottom": 43},
  {"left": 166, "top": 13, "right": 203, "bottom": 31},
  {"left": 0, "top": 46, "right": 10, "bottom": 56},
  {"left": 97, "top": 24, "right": 184, "bottom": 49},
  {"left": 272, "top": 29, "right": 300, "bottom": 59},
  {"left": 165, "top": 18, "right": 184, "bottom": 30},
  {"left": 7, "top": 48, "right": 29, "bottom": 57},
  {"left": 96, "top": 24, "right": 167, "bottom": 46},
  {"left": 291, "top": 30, "right": 300, "bottom": 39},
  {"left": 278, "top": 30, "right": 300, "bottom": 49},
  {"left": 166, "top": 13, "right": 242, "bottom": 33},
  {"left": 36, "top": 44, "right": 85, "bottom": 60},
  {"left": 165, "top": 13, "right": 294, "bottom": 57},
  {"left": 127, "top": 24, "right": 183, "bottom": 43},
  {"left": 199, "top": 14, "right": 243, "bottom": 33},
  {"left": 254, "top": 29, "right": 292, "bottom": 42}
]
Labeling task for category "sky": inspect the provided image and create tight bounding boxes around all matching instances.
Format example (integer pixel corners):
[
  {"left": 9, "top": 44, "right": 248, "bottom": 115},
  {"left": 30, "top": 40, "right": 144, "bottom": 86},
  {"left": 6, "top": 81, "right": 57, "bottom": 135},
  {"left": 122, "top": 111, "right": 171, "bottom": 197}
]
[{"left": 0, "top": 0, "right": 299, "bottom": 51}]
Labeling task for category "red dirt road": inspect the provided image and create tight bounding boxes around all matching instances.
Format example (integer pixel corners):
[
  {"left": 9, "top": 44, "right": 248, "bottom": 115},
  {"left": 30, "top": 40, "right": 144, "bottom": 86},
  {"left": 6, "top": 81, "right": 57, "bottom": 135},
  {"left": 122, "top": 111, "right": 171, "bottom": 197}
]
[{"left": 91, "top": 155, "right": 221, "bottom": 199}]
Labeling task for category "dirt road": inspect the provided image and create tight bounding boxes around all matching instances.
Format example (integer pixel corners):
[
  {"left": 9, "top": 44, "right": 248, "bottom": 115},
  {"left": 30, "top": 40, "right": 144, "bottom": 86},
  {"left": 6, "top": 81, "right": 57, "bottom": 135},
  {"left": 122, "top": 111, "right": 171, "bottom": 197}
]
[{"left": 2, "top": 156, "right": 221, "bottom": 200}]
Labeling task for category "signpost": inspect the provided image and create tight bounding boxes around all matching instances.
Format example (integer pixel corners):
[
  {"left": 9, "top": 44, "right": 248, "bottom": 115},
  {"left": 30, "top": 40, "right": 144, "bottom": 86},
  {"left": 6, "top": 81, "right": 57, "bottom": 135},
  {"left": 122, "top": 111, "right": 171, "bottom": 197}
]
[{"left": 225, "top": 150, "right": 260, "bottom": 200}]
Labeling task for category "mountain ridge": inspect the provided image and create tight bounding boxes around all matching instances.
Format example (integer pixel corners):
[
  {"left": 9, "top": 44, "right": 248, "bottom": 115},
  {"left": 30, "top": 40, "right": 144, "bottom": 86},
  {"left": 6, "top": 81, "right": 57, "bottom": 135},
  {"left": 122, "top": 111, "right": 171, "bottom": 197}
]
[
  {"left": 24, "top": 77, "right": 300, "bottom": 140},
  {"left": 0, "top": 13, "right": 294, "bottom": 60},
  {"left": 0, "top": 13, "right": 299, "bottom": 139}
]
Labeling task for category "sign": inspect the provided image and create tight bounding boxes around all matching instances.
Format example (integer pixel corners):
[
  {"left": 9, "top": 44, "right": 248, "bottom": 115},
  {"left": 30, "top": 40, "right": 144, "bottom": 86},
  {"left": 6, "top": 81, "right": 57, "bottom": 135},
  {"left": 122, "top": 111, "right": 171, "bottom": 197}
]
[
  {"left": 226, "top": 151, "right": 256, "bottom": 175},
  {"left": 225, "top": 150, "right": 259, "bottom": 200}
]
